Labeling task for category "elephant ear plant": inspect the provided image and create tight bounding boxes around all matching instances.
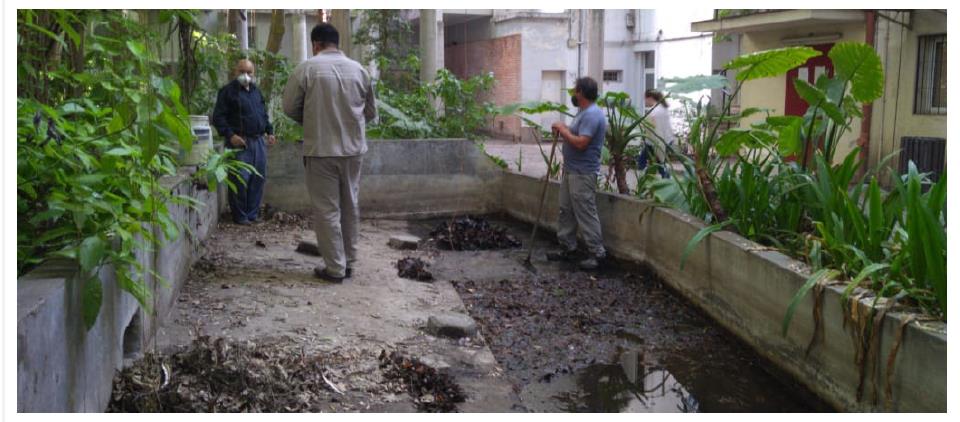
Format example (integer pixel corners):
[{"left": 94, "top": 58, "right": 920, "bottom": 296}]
[{"left": 685, "top": 46, "right": 822, "bottom": 225}]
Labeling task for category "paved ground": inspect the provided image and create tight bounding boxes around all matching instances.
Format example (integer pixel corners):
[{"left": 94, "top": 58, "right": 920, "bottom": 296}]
[
  {"left": 149, "top": 212, "right": 829, "bottom": 413},
  {"left": 155, "top": 215, "right": 523, "bottom": 412}
]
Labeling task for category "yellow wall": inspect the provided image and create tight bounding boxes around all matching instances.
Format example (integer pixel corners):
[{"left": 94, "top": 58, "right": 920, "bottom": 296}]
[
  {"left": 734, "top": 12, "right": 948, "bottom": 171},
  {"left": 738, "top": 22, "right": 867, "bottom": 164},
  {"left": 870, "top": 10, "right": 948, "bottom": 176}
]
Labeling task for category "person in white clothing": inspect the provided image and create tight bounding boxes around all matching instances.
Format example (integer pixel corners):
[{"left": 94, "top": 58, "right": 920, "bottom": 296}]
[{"left": 636, "top": 89, "right": 673, "bottom": 178}]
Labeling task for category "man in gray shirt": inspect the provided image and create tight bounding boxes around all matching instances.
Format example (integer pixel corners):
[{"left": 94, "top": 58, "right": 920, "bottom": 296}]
[
  {"left": 548, "top": 77, "right": 607, "bottom": 270},
  {"left": 282, "top": 23, "right": 377, "bottom": 283}
]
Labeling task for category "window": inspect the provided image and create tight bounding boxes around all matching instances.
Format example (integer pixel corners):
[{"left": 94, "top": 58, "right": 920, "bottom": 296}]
[
  {"left": 641, "top": 51, "right": 656, "bottom": 91},
  {"left": 915, "top": 34, "right": 946, "bottom": 115},
  {"left": 603, "top": 70, "right": 623, "bottom": 82}
]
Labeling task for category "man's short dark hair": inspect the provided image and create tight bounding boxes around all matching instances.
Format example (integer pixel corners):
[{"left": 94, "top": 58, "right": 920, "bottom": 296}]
[
  {"left": 574, "top": 77, "right": 599, "bottom": 102},
  {"left": 311, "top": 23, "right": 339, "bottom": 47}
]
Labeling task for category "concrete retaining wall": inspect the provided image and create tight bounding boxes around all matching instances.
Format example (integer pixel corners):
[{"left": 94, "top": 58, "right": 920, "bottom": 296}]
[
  {"left": 264, "top": 139, "right": 504, "bottom": 218},
  {"left": 497, "top": 171, "right": 946, "bottom": 412},
  {"left": 17, "top": 170, "right": 220, "bottom": 412}
]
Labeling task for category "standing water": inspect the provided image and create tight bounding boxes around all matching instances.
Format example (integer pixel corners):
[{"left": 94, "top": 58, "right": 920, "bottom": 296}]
[{"left": 437, "top": 216, "right": 833, "bottom": 413}]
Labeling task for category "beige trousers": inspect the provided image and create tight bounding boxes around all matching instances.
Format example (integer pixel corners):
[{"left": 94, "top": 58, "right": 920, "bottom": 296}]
[
  {"left": 304, "top": 155, "right": 362, "bottom": 278},
  {"left": 557, "top": 172, "right": 606, "bottom": 258}
]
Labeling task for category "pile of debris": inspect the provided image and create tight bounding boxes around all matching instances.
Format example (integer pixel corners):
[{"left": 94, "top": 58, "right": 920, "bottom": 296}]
[
  {"left": 429, "top": 216, "right": 521, "bottom": 251},
  {"left": 397, "top": 257, "right": 434, "bottom": 281},
  {"left": 378, "top": 350, "right": 465, "bottom": 412},
  {"left": 108, "top": 335, "right": 347, "bottom": 412}
]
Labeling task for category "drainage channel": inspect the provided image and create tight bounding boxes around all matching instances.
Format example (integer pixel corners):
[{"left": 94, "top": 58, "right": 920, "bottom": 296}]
[{"left": 420, "top": 215, "right": 833, "bottom": 413}]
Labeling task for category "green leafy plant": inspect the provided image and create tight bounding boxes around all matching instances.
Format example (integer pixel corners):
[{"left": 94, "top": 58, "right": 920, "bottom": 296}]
[
  {"left": 18, "top": 10, "right": 200, "bottom": 329},
  {"left": 193, "top": 148, "right": 259, "bottom": 193},
  {"left": 652, "top": 44, "right": 945, "bottom": 327},
  {"left": 597, "top": 91, "right": 657, "bottom": 194},
  {"left": 368, "top": 64, "right": 497, "bottom": 140}
]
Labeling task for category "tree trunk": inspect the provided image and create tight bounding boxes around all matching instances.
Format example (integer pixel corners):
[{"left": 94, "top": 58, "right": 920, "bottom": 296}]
[
  {"left": 612, "top": 154, "right": 629, "bottom": 194},
  {"left": 177, "top": 16, "right": 197, "bottom": 109},
  {"left": 693, "top": 154, "right": 731, "bottom": 229},
  {"left": 258, "top": 9, "right": 286, "bottom": 95}
]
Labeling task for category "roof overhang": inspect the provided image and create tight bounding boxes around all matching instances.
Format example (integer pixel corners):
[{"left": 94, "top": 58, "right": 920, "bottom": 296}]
[{"left": 691, "top": 10, "right": 865, "bottom": 34}]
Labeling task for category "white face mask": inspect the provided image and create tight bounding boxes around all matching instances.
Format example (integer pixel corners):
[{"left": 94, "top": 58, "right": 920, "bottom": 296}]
[{"left": 237, "top": 73, "right": 253, "bottom": 86}]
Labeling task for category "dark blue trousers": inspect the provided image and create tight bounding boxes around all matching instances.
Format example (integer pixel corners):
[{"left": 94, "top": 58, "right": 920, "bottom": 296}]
[
  {"left": 227, "top": 136, "right": 267, "bottom": 223},
  {"left": 636, "top": 143, "right": 669, "bottom": 178}
]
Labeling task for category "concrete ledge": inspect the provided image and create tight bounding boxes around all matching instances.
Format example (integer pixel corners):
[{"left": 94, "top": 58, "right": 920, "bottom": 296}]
[
  {"left": 498, "top": 171, "right": 946, "bottom": 412},
  {"left": 17, "top": 169, "right": 221, "bottom": 412},
  {"left": 264, "top": 139, "right": 504, "bottom": 218}
]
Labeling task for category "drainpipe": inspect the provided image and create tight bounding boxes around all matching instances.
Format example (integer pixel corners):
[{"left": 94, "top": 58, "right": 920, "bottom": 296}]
[
  {"left": 577, "top": 10, "right": 584, "bottom": 79},
  {"left": 857, "top": 10, "right": 876, "bottom": 177}
]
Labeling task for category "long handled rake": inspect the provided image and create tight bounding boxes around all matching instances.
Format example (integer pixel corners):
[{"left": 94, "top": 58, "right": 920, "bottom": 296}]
[{"left": 521, "top": 132, "right": 561, "bottom": 273}]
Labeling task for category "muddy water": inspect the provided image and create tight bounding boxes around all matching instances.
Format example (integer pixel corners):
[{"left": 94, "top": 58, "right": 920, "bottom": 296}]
[{"left": 432, "top": 215, "right": 833, "bottom": 413}]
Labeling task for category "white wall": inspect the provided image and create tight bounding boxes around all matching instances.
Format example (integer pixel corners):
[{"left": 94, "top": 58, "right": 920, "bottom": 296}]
[
  {"left": 440, "top": 9, "right": 715, "bottom": 133},
  {"left": 634, "top": 9, "right": 715, "bottom": 103}
]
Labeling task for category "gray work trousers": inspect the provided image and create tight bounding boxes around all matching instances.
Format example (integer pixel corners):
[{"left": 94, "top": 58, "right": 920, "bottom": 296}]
[
  {"left": 557, "top": 172, "right": 606, "bottom": 258},
  {"left": 304, "top": 155, "right": 362, "bottom": 278}
]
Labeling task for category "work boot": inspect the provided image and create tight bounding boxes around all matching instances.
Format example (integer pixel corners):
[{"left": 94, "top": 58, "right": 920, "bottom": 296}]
[
  {"left": 578, "top": 254, "right": 604, "bottom": 271},
  {"left": 313, "top": 267, "right": 345, "bottom": 284},
  {"left": 546, "top": 248, "right": 577, "bottom": 262}
]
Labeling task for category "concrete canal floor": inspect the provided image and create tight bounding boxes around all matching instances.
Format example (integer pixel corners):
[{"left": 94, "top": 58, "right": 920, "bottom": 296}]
[{"left": 149, "top": 212, "right": 830, "bottom": 412}]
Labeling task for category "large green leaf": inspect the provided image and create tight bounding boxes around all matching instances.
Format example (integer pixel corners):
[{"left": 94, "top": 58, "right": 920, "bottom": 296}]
[
  {"left": 81, "top": 276, "right": 103, "bottom": 330},
  {"left": 125, "top": 40, "right": 148, "bottom": 61},
  {"left": 828, "top": 42, "right": 884, "bottom": 103},
  {"left": 725, "top": 47, "right": 821, "bottom": 82},
  {"left": 793, "top": 79, "right": 845, "bottom": 125},
  {"left": 78, "top": 235, "right": 107, "bottom": 274},
  {"left": 715, "top": 129, "right": 753, "bottom": 156},
  {"left": 766, "top": 115, "right": 803, "bottom": 156}
]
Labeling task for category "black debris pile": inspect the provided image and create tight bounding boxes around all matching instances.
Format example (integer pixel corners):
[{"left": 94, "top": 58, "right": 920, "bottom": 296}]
[
  {"left": 397, "top": 257, "right": 434, "bottom": 281},
  {"left": 429, "top": 216, "right": 521, "bottom": 251},
  {"left": 108, "top": 335, "right": 343, "bottom": 412},
  {"left": 378, "top": 350, "right": 465, "bottom": 412}
]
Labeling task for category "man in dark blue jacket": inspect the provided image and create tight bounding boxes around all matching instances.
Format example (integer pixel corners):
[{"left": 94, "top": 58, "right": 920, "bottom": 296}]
[{"left": 212, "top": 59, "right": 277, "bottom": 225}]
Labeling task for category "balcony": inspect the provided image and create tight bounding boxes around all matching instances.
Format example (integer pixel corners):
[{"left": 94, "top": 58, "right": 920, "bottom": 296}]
[{"left": 691, "top": 9, "right": 865, "bottom": 34}]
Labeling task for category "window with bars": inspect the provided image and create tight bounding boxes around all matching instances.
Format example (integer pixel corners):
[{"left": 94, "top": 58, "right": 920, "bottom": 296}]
[
  {"left": 603, "top": 70, "right": 623, "bottom": 82},
  {"left": 914, "top": 34, "right": 946, "bottom": 115}
]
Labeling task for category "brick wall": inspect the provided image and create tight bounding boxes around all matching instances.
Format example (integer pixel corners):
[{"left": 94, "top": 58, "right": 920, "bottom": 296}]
[{"left": 445, "top": 34, "right": 522, "bottom": 141}]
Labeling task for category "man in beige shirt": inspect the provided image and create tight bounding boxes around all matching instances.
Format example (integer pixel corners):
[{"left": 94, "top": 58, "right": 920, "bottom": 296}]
[{"left": 282, "top": 23, "right": 377, "bottom": 283}]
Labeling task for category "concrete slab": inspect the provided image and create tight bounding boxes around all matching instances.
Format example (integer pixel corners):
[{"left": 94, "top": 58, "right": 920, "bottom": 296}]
[
  {"left": 426, "top": 313, "right": 478, "bottom": 338},
  {"left": 388, "top": 234, "right": 421, "bottom": 250}
]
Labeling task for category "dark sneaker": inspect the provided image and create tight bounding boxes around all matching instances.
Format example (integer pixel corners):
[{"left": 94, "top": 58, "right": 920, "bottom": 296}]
[
  {"left": 234, "top": 219, "right": 251, "bottom": 226},
  {"left": 546, "top": 249, "right": 578, "bottom": 262},
  {"left": 313, "top": 267, "right": 345, "bottom": 283},
  {"left": 578, "top": 256, "right": 602, "bottom": 271}
]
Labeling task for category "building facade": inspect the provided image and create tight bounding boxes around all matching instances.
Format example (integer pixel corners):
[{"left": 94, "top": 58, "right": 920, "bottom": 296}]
[
  {"left": 693, "top": 10, "right": 947, "bottom": 177},
  {"left": 424, "top": 9, "right": 716, "bottom": 142}
]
